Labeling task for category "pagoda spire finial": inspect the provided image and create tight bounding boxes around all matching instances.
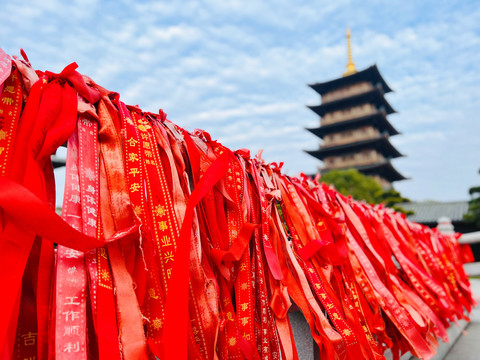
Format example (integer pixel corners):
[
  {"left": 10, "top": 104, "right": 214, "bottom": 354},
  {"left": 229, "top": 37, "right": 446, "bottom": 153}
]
[{"left": 343, "top": 28, "right": 357, "bottom": 77}]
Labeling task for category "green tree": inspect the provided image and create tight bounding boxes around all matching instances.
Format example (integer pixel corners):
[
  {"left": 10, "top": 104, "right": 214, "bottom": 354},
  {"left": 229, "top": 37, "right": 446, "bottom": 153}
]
[
  {"left": 320, "top": 168, "right": 382, "bottom": 204},
  {"left": 464, "top": 169, "right": 480, "bottom": 227},
  {"left": 320, "top": 168, "right": 412, "bottom": 214},
  {"left": 376, "top": 189, "right": 413, "bottom": 215}
]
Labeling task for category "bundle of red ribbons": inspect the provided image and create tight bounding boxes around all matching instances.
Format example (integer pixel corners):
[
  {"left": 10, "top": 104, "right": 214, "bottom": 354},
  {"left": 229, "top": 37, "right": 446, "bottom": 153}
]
[{"left": 0, "top": 49, "right": 475, "bottom": 360}]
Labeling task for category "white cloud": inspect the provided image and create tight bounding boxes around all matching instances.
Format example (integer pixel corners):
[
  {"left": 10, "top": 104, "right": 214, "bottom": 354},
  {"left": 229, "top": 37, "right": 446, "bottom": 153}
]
[
  {"left": 391, "top": 131, "right": 446, "bottom": 147},
  {"left": 189, "top": 102, "right": 298, "bottom": 122}
]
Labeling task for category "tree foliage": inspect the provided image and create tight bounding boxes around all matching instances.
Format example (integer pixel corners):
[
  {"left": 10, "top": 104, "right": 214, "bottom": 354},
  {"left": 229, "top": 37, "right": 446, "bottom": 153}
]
[
  {"left": 464, "top": 169, "right": 480, "bottom": 227},
  {"left": 320, "top": 169, "right": 382, "bottom": 204},
  {"left": 376, "top": 189, "right": 413, "bottom": 215},
  {"left": 320, "top": 168, "right": 412, "bottom": 214}
]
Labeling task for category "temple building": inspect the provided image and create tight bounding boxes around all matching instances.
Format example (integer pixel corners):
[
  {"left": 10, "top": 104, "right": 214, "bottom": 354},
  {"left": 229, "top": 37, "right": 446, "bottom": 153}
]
[{"left": 305, "top": 29, "right": 406, "bottom": 189}]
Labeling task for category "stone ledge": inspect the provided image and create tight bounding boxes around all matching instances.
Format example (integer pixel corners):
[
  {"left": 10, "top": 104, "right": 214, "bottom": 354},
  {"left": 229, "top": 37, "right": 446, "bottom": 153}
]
[
  {"left": 289, "top": 308, "right": 471, "bottom": 360},
  {"left": 288, "top": 279, "right": 479, "bottom": 359},
  {"left": 384, "top": 318, "right": 469, "bottom": 360}
]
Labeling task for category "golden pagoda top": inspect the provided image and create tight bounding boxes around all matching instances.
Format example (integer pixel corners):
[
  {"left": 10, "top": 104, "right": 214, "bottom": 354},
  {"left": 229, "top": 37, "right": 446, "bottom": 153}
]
[{"left": 343, "top": 28, "right": 357, "bottom": 77}]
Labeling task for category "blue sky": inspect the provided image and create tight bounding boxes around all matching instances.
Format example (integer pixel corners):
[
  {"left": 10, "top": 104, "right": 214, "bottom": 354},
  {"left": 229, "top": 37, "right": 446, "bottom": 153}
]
[{"left": 2, "top": 0, "right": 480, "bottom": 203}]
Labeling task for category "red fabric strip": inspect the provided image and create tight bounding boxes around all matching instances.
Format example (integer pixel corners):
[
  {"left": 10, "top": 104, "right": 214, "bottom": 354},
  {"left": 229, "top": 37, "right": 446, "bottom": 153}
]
[
  {"left": 0, "top": 177, "right": 104, "bottom": 251},
  {"left": 163, "top": 151, "right": 229, "bottom": 360}
]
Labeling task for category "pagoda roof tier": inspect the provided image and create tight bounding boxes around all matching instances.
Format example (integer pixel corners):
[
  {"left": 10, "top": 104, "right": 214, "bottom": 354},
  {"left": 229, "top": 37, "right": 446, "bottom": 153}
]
[
  {"left": 320, "top": 160, "right": 409, "bottom": 182},
  {"left": 308, "top": 86, "right": 396, "bottom": 117},
  {"left": 305, "top": 135, "right": 403, "bottom": 161},
  {"left": 306, "top": 111, "right": 399, "bottom": 138},
  {"left": 354, "top": 161, "right": 407, "bottom": 182},
  {"left": 320, "top": 160, "right": 406, "bottom": 182},
  {"left": 309, "top": 65, "right": 393, "bottom": 95}
]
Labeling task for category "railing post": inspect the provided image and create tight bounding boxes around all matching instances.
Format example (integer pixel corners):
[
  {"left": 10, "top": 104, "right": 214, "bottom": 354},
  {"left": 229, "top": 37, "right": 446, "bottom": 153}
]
[{"left": 437, "top": 216, "right": 455, "bottom": 235}]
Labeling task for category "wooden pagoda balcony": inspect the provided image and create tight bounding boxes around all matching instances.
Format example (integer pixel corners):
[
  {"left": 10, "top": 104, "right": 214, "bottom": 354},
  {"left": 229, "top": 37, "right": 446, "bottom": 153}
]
[{"left": 321, "top": 81, "right": 373, "bottom": 103}]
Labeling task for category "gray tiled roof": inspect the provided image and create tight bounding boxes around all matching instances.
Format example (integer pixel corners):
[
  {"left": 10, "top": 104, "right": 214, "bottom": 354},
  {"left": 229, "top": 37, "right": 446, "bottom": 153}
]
[{"left": 400, "top": 201, "right": 469, "bottom": 224}]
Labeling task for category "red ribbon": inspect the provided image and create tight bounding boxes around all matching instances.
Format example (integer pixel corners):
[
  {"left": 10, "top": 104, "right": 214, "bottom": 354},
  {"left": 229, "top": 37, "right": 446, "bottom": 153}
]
[{"left": 163, "top": 151, "right": 229, "bottom": 360}]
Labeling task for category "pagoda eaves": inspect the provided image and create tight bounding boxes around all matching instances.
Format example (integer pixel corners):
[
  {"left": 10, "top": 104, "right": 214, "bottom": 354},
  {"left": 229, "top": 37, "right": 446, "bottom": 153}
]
[
  {"left": 306, "top": 110, "right": 399, "bottom": 138},
  {"left": 309, "top": 64, "right": 393, "bottom": 95},
  {"left": 319, "top": 160, "right": 407, "bottom": 183},
  {"left": 305, "top": 135, "right": 403, "bottom": 161},
  {"left": 307, "top": 86, "right": 396, "bottom": 117},
  {"left": 355, "top": 160, "right": 407, "bottom": 182}
]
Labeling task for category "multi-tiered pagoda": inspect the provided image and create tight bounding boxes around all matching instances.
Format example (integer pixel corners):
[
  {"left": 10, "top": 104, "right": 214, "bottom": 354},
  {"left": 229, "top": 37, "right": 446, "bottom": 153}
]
[{"left": 306, "top": 29, "right": 406, "bottom": 189}]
